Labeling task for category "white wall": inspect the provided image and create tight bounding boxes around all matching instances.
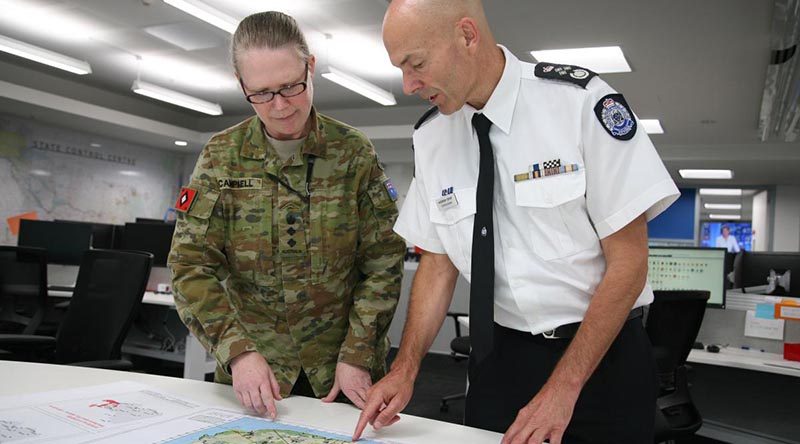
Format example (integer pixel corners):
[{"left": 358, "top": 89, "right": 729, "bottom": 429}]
[
  {"left": 773, "top": 185, "right": 800, "bottom": 252},
  {"left": 389, "top": 265, "right": 471, "bottom": 355},
  {"left": 752, "top": 190, "right": 770, "bottom": 251}
]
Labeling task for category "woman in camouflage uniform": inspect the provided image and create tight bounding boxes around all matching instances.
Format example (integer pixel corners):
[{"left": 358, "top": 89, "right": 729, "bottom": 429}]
[{"left": 168, "top": 11, "right": 404, "bottom": 420}]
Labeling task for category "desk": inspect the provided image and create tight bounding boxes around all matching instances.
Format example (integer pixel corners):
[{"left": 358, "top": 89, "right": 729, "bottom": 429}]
[
  {"left": 457, "top": 316, "right": 800, "bottom": 442},
  {"left": 48, "top": 288, "right": 216, "bottom": 380},
  {"left": 688, "top": 347, "right": 800, "bottom": 377},
  {"left": 0, "top": 361, "right": 502, "bottom": 443}
]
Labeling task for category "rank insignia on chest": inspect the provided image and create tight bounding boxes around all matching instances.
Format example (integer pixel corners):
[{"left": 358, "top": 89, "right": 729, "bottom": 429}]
[
  {"left": 514, "top": 160, "right": 580, "bottom": 182},
  {"left": 174, "top": 187, "right": 198, "bottom": 212},
  {"left": 594, "top": 93, "right": 637, "bottom": 141}
]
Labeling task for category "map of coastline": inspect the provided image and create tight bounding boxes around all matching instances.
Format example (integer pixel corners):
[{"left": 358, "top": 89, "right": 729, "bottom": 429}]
[{"left": 166, "top": 417, "right": 385, "bottom": 444}]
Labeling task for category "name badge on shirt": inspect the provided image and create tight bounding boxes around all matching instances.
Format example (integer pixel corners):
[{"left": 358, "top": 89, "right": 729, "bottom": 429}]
[
  {"left": 217, "top": 178, "right": 263, "bottom": 189},
  {"left": 436, "top": 193, "right": 459, "bottom": 210}
]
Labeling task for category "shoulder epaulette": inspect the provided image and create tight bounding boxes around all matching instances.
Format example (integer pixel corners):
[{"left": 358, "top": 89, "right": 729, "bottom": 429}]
[
  {"left": 414, "top": 106, "right": 439, "bottom": 130},
  {"left": 410, "top": 107, "right": 439, "bottom": 178},
  {"left": 534, "top": 62, "right": 597, "bottom": 89}
]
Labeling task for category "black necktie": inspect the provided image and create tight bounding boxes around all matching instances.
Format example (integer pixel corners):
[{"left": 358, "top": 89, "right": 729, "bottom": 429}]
[{"left": 470, "top": 113, "right": 494, "bottom": 364}]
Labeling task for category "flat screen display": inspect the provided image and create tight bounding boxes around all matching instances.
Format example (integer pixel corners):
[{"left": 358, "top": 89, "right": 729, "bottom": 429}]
[
  {"left": 700, "top": 221, "right": 752, "bottom": 252},
  {"left": 17, "top": 220, "right": 93, "bottom": 265},
  {"left": 648, "top": 247, "right": 726, "bottom": 308}
]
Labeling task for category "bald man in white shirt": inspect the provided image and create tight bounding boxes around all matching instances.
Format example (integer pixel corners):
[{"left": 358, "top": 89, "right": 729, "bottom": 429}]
[{"left": 354, "top": 1, "right": 680, "bottom": 443}]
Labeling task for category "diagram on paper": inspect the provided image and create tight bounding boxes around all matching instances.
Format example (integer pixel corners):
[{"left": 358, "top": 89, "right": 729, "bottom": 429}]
[
  {"left": 0, "top": 419, "right": 40, "bottom": 441},
  {"left": 0, "top": 382, "right": 204, "bottom": 443}
]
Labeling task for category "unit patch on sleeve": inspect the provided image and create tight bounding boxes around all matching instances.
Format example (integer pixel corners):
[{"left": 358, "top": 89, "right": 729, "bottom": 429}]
[
  {"left": 593, "top": 94, "right": 637, "bottom": 141},
  {"left": 174, "top": 187, "right": 198, "bottom": 213},
  {"left": 534, "top": 62, "right": 597, "bottom": 89}
]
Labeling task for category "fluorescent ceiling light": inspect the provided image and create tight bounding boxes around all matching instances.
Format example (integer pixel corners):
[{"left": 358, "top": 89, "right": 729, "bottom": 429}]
[
  {"left": 699, "top": 188, "right": 742, "bottom": 196},
  {"left": 315, "top": 32, "right": 402, "bottom": 78},
  {"left": 163, "top": 0, "right": 238, "bottom": 34},
  {"left": 709, "top": 214, "right": 741, "bottom": 220},
  {"left": 640, "top": 119, "right": 664, "bottom": 134},
  {"left": 322, "top": 66, "right": 396, "bottom": 106},
  {"left": 0, "top": 34, "right": 91, "bottom": 75},
  {"left": 30, "top": 169, "right": 51, "bottom": 177},
  {"left": 138, "top": 55, "right": 237, "bottom": 92},
  {"left": 0, "top": 1, "right": 101, "bottom": 42},
  {"left": 90, "top": 143, "right": 102, "bottom": 148},
  {"left": 132, "top": 80, "right": 222, "bottom": 116},
  {"left": 530, "top": 46, "right": 631, "bottom": 73},
  {"left": 174, "top": 140, "right": 188, "bottom": 146},
  {"left": 119, "top": 170, "right": 140, "bottom": 177},
  {"left": 679, "top": 169, "right": 733, "bottom": 179},
  {"left": 704, "top": 203, "right": 742, "bottom": 210}
]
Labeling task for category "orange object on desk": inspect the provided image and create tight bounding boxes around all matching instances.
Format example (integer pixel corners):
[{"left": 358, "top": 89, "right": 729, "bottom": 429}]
[
  {"left": 785, "top": 343, "right": 800, "bottom": 362},
  {"left": 775, "top": 303, "right": 800, "bottom": 321}
]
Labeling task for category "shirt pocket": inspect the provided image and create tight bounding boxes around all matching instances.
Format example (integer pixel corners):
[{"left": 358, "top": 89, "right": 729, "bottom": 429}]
[
  {"left": 514, "top": 169, "right": 596, "bottom": 261},
  {"left": 310, "top": 189, "right": 358, "bottom": 284},
  {"left": 428, "top": 187, "right": 476, "bottom": 274},
  {"left": 223, "top": 188, "right": 276, "bottom": 286}
]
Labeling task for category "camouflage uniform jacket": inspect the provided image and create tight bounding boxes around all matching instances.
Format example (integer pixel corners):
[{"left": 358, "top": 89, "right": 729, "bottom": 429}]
[{"left": 168, "top": 109, "right": 404, "bottom": 396}]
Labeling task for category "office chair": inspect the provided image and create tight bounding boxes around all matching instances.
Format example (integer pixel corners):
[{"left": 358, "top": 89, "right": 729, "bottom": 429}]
[
  {"left": 0, "top": 249, "right": 153, "bottom": 369},
  {"left": 440, "top": 312, "right": 470, "bottom": 412},
  {"left": 646, "top": 290, "right": 710, "bottom": 443},
  {"left": 0, "top": 246, "right": 48, "bottom": 335}
]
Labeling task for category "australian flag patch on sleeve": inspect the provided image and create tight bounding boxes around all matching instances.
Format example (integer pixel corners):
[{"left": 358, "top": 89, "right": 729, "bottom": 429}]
[{"left": 384, "top": 178, "right": 398, "bottom": 201}]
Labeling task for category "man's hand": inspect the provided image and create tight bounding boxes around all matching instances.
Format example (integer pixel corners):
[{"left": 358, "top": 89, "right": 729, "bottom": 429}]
[
  {"left": 321, "top": 362, "right": 372, "bottom": 408},
  {"left": 230, "top": 351, "right": 283, "bottom": 419},
  {"left": 501, "top": 382, "right": 580, "bottom": 444},
  {"left": 351, "top": 369, "right": 411, "bottom": 441}
]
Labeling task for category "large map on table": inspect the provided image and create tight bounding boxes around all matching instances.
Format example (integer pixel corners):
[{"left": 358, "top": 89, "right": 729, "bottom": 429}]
[
  {"left": 0, "top": 382, "right": 391, "bottom": 444},
  {"left": 166, "top": 416, "right": 381, "bottom": 444}
]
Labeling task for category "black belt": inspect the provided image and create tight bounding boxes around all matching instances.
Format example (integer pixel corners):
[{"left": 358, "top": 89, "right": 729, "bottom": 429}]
[{"left": 539, "top": 306, "right": 644, "bottom": 339}]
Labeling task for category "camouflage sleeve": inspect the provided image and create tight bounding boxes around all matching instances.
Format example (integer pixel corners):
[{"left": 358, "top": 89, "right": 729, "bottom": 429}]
[
  {"left": 338, "top": 149, "right": 405, "bottom": 370},
  {"left": 168, "top": 144, "right": 257, "bottom": 376}
]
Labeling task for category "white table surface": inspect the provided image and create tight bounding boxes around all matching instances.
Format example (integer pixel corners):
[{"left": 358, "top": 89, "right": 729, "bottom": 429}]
[
  {"left": 0, "top": 361, "right": 502, "bottom": 443},
  {"left": 49, "top": 289, "right": 175, "bottom": 307}
]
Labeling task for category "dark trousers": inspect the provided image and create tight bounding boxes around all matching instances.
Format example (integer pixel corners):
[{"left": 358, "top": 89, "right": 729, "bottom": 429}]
[{"left": 465, "top": 318, "right": 657, "bottom": 443}]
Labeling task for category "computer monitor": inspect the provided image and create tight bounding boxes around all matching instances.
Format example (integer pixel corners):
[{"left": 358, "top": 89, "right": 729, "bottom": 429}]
[
  {"left": 700, "top": 221, "right": 752, "bottom": 251},
  {"left": 18, "top": 219, "right": 93, "bottom": 265},
  {"left": 740, "top": 252, "right": 800, "bottom": 296},
  {"left": 120, "top": 222, "right": 175, "bottom": 267},
  {"left": 647, "top": 247, "right": 727, "bottom": 308},
  {"left": 135, "top": 217, "right": 169, "bottom": 225},
  {"left": 55, "top": 219, "right": 115, "bottom": 249}
]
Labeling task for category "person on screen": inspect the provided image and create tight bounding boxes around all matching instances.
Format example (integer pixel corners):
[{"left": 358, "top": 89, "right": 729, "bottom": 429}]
[
  {"left": 168, "top": 11, "right": 404, "bottom": 420},
  {"left": 715, "top": 224, "right": 741, "bottom": 253}
]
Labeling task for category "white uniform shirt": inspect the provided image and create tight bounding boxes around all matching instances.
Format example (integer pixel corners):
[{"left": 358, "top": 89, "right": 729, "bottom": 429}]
[{"left": 394, "top": 46, "right": 680, "bottom": 334}]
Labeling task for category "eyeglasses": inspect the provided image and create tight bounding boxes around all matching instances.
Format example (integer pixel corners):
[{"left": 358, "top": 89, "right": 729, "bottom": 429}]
[{"left": 240, "top": 62, "right": 309, "bottom": 104}]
